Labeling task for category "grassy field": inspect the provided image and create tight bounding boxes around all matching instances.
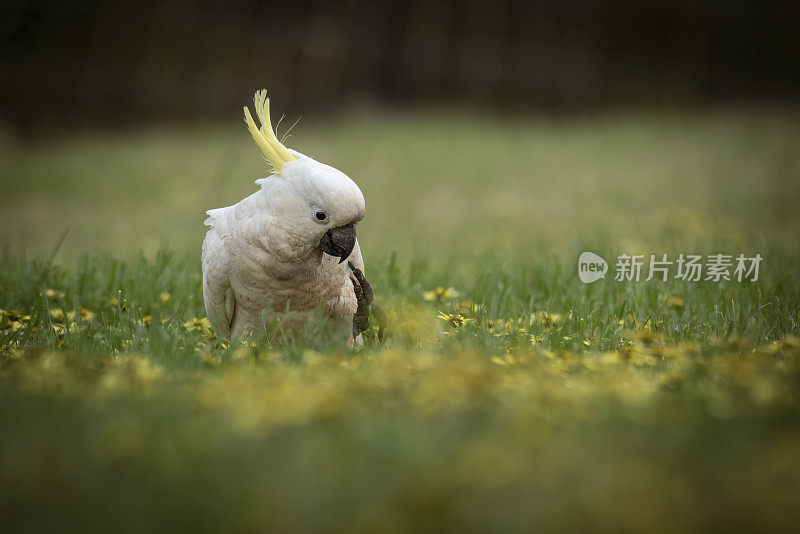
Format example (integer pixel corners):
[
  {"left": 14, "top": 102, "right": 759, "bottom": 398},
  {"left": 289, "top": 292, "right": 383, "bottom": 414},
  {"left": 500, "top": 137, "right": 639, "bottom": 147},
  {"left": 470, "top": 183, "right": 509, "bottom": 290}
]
[{"left": 1, "top": 106, "right": 800, "bottom": 532}]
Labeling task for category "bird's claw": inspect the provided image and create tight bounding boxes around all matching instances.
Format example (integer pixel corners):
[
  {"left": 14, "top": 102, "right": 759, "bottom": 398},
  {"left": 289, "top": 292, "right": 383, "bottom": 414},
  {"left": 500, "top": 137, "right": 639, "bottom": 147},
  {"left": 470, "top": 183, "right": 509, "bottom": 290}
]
[{"left": 348, "top": 263, "right": 373, "bottom": 338}]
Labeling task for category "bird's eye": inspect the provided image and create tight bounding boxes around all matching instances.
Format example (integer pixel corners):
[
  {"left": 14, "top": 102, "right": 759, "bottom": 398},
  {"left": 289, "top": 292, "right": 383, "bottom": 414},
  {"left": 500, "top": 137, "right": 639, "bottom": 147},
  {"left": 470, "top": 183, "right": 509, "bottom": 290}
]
[{"left": 314, "top": 209, "right": 328, "bottom": 222}]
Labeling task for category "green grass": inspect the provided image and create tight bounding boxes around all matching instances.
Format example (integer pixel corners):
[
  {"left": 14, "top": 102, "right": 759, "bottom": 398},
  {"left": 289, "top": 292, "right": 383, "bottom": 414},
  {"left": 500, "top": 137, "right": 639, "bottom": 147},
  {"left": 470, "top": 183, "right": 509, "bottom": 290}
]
[{"left": 1, "top": 106, "right": 800, "bottom": 531}]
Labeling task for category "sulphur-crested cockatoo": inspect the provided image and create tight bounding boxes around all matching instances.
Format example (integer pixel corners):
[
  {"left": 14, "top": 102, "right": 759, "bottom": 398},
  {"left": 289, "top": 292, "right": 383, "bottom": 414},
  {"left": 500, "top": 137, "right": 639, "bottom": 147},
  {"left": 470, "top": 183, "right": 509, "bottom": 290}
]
[{"left": 202, "top": 90, "right": 375, "bottom": 342}]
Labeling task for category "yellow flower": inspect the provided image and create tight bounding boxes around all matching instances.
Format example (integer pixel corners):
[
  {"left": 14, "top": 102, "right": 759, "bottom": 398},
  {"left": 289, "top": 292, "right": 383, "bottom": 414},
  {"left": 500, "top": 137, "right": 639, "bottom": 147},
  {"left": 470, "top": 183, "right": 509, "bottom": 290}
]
[
  {"left": 141, "top": 315, "right": 152, "bottom": 327},
  {"left": 6, "top": 310, "right": 31, "bottom": 322},
  {"left": 159, "top": 292, "right": 171, "bottom": 305},
  {"left": 184, "top": 317, "right": 212, "bottom": 332},
  {"left": 45, "top": 288, "right": 65, "bottom": 300},
  {"left": 80, "top": 308, "right": 95, "bottom": 322},
  {"left": 423, "top": 286, "right": 460, "bottom": 302},
  {"left": 668, "top": 296, "right": 685, "bottom": 310},
  {"left": 49, "top": 308, "right": 65, "bottom": 322},
  {"left": 52, "top": 324, "right": 65, "bottom": 334},
  {"left": 437, "top": 312, "right": 470, "bottom": 328},
  {"left": 423, "top": 288, "right": 441, "bottom": 301},
  {"left": 531, "top": 311, "right": 562, "bottom": 326}
]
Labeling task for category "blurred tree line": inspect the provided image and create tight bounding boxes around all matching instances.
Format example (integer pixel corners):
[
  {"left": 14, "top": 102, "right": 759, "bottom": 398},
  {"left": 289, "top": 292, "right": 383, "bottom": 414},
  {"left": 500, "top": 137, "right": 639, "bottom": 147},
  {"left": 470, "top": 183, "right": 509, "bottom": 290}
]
[{"left": 1, "top": 0, "right": 798, "bottom": 129}]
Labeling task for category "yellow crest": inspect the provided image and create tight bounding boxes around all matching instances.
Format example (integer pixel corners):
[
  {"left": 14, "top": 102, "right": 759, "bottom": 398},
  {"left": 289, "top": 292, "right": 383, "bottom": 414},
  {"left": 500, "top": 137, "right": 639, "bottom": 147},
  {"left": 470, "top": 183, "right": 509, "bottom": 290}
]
[{"left": 243, "top": 90, "right": 297, "bottom": 174}]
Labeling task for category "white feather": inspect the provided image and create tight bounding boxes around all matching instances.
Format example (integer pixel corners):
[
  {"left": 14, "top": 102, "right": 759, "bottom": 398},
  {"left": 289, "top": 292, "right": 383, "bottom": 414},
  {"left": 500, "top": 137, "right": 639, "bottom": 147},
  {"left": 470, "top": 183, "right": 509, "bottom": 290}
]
[{"left": 202, "top": 149, "right": 366, "bottom": 341}]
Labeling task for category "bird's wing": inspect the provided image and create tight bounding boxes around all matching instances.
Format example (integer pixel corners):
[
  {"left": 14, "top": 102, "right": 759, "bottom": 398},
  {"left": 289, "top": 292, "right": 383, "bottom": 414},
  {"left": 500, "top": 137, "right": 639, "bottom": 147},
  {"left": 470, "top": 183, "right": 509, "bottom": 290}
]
[{"left": 201, "top": 221, "right": 235, "bottom": 339}]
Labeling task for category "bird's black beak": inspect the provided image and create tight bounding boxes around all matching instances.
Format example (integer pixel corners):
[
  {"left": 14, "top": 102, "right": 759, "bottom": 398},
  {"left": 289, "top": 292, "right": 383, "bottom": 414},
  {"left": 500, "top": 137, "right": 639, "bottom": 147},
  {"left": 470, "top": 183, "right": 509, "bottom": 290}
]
[{"left": 319, "top": 223, "right": 356, "bottom": 263}]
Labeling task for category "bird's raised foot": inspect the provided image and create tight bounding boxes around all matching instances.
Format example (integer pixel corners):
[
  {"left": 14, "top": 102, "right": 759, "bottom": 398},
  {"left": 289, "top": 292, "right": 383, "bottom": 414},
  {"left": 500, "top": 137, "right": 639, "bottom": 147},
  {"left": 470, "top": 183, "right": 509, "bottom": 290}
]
[{"left": 348, "top": 263, "right": 373, "bottom": 338}]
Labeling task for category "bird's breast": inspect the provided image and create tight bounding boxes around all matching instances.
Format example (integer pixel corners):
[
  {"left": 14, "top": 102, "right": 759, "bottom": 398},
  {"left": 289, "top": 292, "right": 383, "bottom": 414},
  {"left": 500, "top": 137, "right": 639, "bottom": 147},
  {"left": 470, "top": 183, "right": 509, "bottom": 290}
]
[{"left": 234, "top": 253, "right": 350, "bottom": 314}]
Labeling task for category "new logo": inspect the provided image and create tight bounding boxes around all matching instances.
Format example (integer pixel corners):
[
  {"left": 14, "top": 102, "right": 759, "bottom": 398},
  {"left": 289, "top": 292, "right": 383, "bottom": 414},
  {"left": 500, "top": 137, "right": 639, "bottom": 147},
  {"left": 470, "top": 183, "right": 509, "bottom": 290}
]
[{"left": 578, "top": 252, "right": 608, "bottom": 283}]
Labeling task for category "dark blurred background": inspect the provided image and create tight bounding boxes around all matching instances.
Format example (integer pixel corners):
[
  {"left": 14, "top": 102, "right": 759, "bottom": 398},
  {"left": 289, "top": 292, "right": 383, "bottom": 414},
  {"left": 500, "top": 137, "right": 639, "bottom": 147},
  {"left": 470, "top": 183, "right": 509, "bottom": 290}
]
[{"left": 2, "top": 0, "right": 799, "bottom": 131}]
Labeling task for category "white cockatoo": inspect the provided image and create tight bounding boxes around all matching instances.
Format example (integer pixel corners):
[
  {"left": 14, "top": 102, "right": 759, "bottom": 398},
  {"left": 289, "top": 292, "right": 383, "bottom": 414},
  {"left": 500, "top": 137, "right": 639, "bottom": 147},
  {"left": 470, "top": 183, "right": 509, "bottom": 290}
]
[{"left": 202, "top": 90, "right": 377, "bottom": 342}]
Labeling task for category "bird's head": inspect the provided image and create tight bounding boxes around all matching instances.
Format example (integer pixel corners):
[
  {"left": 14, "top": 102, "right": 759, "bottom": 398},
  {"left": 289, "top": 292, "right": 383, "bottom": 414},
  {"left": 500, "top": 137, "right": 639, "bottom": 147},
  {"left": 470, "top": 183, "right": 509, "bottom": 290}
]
[{"left": 244, "top": 90, "right": 365, "bottom": 263}]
